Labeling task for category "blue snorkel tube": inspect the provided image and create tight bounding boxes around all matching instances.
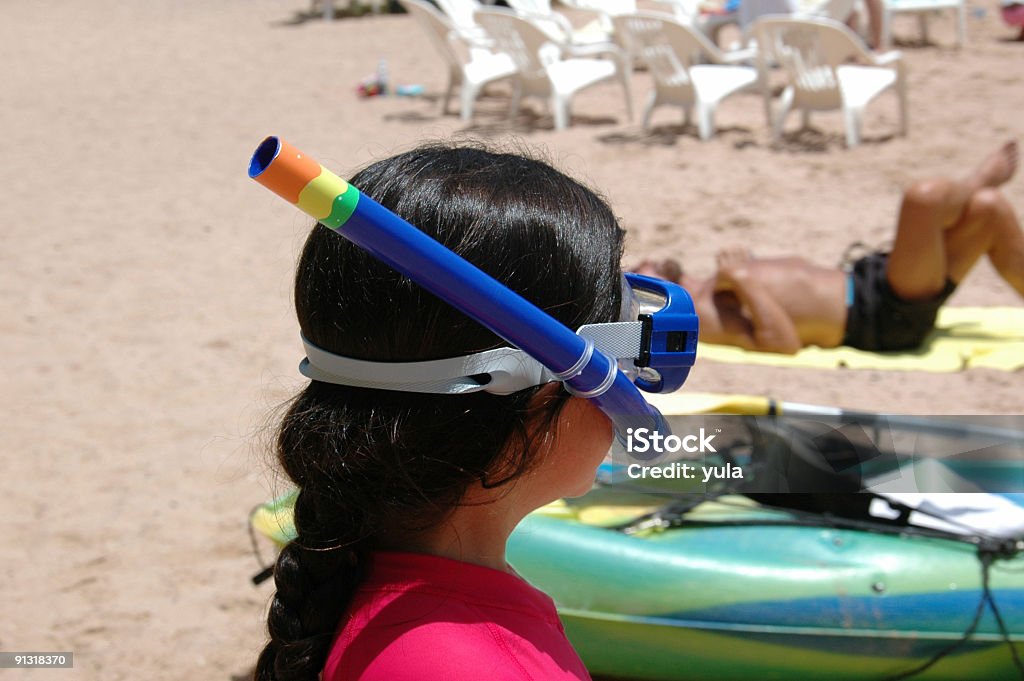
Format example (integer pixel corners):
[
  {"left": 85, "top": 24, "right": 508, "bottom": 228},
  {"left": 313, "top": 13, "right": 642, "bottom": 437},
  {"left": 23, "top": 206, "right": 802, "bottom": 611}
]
[{"left": 249, "top": 137, "right": 696, "bottom": 445}]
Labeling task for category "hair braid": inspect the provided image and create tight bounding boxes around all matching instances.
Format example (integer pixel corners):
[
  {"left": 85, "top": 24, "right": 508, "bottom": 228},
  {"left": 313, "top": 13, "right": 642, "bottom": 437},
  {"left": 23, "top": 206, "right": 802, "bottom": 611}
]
[{"left": 257, "top": 493, "right": 371, "bottom": 679}]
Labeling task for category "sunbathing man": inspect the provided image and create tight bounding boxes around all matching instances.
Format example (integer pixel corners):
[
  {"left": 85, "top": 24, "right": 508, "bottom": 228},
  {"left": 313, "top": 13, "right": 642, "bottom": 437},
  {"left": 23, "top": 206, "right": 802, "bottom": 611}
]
[{"left": 634, "top": 141, "right": 1023, "bottom": 354}]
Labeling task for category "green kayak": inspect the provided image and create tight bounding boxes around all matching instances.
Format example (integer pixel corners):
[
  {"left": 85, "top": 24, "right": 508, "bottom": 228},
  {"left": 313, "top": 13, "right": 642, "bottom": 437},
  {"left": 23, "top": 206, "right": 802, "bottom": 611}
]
[
  {"left": 505, "top": 488, "right": 1024, "bottom": 681},
  {"left": 250, "top": 487, "right": 1024, "bottom": 680}
]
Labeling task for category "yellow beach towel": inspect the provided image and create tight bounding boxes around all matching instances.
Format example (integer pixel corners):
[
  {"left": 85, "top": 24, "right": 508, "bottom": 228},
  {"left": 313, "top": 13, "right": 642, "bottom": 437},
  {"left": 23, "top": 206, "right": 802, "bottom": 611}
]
[{"left": 697, "top": 307, "right": 1024, "bottom": 372}]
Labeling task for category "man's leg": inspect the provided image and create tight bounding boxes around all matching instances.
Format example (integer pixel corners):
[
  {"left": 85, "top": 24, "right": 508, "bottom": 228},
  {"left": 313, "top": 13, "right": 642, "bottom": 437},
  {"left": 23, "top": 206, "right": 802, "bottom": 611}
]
[
  {"left": 943, "top": 189, "right": 1024, "bottom": 296},
  {"left": 861, "top": 0, "right": 883, "bottom": 48},
  {"left": 886, "top": 141, "right": 1023, "bottom": 300}
]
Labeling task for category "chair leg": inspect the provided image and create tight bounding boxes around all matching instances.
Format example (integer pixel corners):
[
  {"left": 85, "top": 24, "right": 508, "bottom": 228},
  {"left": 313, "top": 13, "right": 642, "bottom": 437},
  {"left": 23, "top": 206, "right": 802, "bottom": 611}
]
[
  {"left": 508, "top": 81, "right": 523, "bottom": 121},
  {"left": 918, "top": 13, "right": 929, "bottom": 44},
  {"left": 801, "top": 109, "right": 811, "bottom": 130},
  {"left": 697, "top": 102, "right": 715, "bottom": 141},
  {"left": 844, "top": 106, "right": 863, "bottom": 148},
  {"left": 773, "top": 87, "right": 794, "bottom": 142},
  {"left": 758, "top": 65, "right": 774, "bottom": 132},
  {"left": 618, "top": 68, "right": 633, "bottom": 123},
  {"left": 553, "top": 94, "right": 570, "bottom": 131},
  {"left": 460, "top": 81, "right": 479, "bottom": 123},
  {"left": 442, "top": 74, "right": 456, "bottom": 116},
  {"left": 881, "top": 8, "right": 892, "bottom": 49},
  {"left": 642, "top": 91, "right": 658, "bottom": 131}
]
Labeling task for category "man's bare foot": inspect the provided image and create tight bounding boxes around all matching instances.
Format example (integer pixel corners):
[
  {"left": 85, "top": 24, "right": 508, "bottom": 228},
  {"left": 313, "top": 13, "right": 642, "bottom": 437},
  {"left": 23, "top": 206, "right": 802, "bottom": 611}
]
[{"left": 967, "top": 140, "right": 1019, "bottom": 190}]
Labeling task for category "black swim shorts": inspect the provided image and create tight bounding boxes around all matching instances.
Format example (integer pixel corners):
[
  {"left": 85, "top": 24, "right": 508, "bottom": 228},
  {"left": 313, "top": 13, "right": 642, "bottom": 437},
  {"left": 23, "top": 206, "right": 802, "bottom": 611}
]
[{"left": 841, "top": 252, "right": 956, "bottom": 352}]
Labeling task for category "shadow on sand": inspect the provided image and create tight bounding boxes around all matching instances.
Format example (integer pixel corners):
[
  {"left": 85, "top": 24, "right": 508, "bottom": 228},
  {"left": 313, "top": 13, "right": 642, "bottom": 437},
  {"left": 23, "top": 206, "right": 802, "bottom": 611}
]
[
  {"left": 271, "top": 1, "right": 403, "bottom": 27},
  {"left": 597, "top": 123, "right": 756, "bottom": 147}
]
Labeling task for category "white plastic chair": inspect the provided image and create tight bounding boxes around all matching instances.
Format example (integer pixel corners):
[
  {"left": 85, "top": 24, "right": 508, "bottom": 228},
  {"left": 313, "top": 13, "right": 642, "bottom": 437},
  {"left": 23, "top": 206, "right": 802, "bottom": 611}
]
[
  {"left": 503, "top": 0, "right": 616, "bottom": 48},
  {"left": 611, "top": 12, "right": 758, "bottom": 139},
  {"left": 880, "top": 0, "right": 965, "bottom": 48},
  {"left": 475, "top": 7, "right": 632, "bottom": 130},
  {"left": 401, "top": 0, "right": 517, "bottom": 122},
  {"left": 753, "top": 16, "right": 908, "bottom": 147},
  {"left": 432, "top": 0, "right": 494, "bottom": 47},
  {"left": 561, "top": 0, "right": 643, "bottom": 51}
]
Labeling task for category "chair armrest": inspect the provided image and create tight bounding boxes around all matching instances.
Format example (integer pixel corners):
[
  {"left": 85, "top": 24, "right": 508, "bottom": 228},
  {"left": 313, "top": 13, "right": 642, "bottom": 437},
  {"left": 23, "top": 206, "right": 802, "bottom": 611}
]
[
  {"left": 545, "top": 9, "right": 579, "bottom": 41},
  {"left": 718, "top": 46, "right": 758, "bottom": 63},
  {"left": 450, "top": 22, "right": 496, "bottom": 49},
  {"left": 647, "top": 0, "right": 686, "bottom": 10},
  {"left": 562, "top": 39, "right": 623, "bottom": 59},
  {"left": 872, "top": 49, "right": 903, "bottom": 66}
]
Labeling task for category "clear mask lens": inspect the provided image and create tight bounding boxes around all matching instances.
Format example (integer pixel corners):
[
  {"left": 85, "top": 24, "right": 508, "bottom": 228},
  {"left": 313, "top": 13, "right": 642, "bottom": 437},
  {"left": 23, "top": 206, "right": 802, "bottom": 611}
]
[{"left": 631, "top": 285, "right": 669, "bottom": 317}]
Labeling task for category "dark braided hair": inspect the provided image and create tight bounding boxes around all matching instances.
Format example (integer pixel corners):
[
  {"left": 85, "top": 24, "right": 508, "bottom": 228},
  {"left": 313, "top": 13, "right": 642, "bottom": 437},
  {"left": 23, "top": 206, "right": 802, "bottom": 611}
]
[{"left": 255, "top": 143, "right": 625, "bottom": 681}]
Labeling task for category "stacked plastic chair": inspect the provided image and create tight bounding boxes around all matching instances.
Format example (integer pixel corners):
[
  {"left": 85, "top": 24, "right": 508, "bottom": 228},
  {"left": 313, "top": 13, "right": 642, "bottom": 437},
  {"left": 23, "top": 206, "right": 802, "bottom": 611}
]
[
  {"left": 401, "top": 0, "right": 517, "bottom": 122},
  {"left": 753, "top": 16, "right": 908, "bottom": 147},
  {"left": 611, "top": 12, "right": 758, "bottom": 140},
  {"left": 475, "top": 7, "right": 633, "bottom": 130}
]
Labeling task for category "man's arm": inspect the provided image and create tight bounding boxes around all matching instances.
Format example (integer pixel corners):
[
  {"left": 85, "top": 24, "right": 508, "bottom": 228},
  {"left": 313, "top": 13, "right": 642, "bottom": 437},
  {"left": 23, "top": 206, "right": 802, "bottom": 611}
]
[{"left": 716, "top": 261, "right": 803, "bottom": 355}]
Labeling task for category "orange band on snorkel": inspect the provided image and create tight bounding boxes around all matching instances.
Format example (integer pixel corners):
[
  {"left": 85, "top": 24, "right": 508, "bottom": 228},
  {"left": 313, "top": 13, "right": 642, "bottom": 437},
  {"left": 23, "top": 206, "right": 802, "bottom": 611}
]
[{"left": 250, "top": 138, "right": 322, "bottom": 205}]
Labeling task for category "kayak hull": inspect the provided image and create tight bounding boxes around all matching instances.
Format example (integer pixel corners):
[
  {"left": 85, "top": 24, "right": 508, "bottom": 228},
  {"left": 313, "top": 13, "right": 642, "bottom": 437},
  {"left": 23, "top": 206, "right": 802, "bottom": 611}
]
[{"left": 506, "top": 495, "right": 1024, "bottom": 681}]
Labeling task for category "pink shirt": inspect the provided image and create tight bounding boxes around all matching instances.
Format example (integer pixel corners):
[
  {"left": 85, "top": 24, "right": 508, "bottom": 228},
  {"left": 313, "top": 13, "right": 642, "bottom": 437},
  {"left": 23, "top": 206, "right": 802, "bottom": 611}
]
[{"left": 323, "top": 551, "right": 591, "bottom": 681}]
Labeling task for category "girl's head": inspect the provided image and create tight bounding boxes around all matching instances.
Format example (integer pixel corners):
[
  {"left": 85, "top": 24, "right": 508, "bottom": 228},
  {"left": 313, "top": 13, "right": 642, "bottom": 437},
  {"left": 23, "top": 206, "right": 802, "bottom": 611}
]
[{"left": 256, "top": 142, "right": 625, "bottom": 681}]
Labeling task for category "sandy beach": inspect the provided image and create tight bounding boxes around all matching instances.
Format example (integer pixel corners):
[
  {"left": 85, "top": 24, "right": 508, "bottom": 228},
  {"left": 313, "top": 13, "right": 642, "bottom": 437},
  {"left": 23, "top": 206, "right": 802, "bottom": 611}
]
[{"left": 0, "top": 0, "right": 1021, "bottom": 678}]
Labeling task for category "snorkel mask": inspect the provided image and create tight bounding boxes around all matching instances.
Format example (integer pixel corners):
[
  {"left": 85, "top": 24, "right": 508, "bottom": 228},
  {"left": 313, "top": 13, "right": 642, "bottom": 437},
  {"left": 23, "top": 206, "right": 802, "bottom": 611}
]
[
  {"left": 299, "top": 272, "right": 696, "bottom": 396},
  {"left": 249, "top": 137, "right": 698, "bottom": 444}
]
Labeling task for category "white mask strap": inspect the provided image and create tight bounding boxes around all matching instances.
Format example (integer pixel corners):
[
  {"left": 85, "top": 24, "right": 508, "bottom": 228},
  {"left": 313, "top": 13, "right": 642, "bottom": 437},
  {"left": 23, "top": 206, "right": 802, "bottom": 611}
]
[{"left": 299, "top": 319, "right": 647, "bottom": 396}]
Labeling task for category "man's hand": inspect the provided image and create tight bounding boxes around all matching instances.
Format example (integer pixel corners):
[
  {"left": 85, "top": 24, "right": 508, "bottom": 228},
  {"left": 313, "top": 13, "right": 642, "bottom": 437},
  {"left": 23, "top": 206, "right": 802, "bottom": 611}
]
[
  {"left": 710, "top": 247, "right": 801, "bottom": 354},
  {"left": 714, "top": 247, "right": 753, "bottom": 291}
]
